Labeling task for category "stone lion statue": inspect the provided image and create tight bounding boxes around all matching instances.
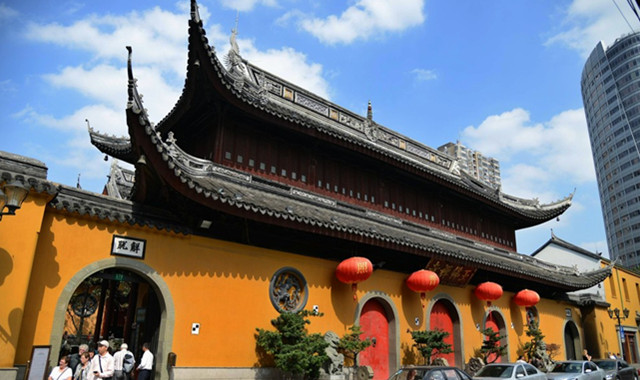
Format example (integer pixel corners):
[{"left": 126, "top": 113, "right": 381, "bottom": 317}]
[{"left": 323, "top": 331, "right": 344, "bottom": 375}]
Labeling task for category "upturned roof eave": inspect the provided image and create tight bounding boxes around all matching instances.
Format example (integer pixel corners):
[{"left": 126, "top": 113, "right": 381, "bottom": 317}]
[
  {"left": 176, "top": 1, "right": 572, "bottom": 225},
  {"left": 122, "top": 73, "right": 609, "bottom": 291}
]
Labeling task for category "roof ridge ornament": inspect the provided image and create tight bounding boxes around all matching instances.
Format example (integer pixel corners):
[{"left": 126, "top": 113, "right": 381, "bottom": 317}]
[
  {"left": 190, "top": 0, "right": 201, "bottom": 23},
  {"left": 225, "top": 13, "right": 248, "bottom": 87}
]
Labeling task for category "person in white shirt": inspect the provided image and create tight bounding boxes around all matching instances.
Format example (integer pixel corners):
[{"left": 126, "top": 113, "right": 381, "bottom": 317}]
[
  {"left": 49, "top": 356, "right": 72, "bottom": 380},
  {"left": 136, "top": 343, "right": 153, "bottom": 380},
  {"left": 91, "top": 340, "right": 114, "bottom": 380},
  {"left": 112, "top": 343, "right": 133, "bottom": 380}
]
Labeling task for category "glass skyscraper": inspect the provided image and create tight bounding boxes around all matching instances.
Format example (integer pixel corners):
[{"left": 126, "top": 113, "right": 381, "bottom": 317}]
[{"left": 582, "top": 32, "right": 640, "bottom": 268}]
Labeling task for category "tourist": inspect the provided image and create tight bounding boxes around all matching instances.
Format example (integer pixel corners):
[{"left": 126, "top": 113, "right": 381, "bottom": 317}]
[
  {"left": 136, "top": 343, "right": 154, "bottom": 380},
  {"left": 49, "top": 356, "right": 72, "bottom": 380},
  {"left": 91, "top": 340, "right": 114, "bottom": 379},
  {"left": 113, "top": 343, "right": 133, "bottom": 380},
  {"left": 74, "top": 352, "right": 91, "bottom": 380},
  {"left": 69, "top": 344, "right": 89, "bottom": 376},
  {"left": 582, "top": 349, "right": 591, "bottom": 361}
]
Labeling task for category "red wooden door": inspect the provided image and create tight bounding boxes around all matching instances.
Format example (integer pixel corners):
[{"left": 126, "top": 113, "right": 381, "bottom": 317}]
[
  {"left": 359, "top": 300, "right": 389, "bottom": 380},
  {"left": 485, "top": 313, "right": 501, "bottom": 363},
  {"left": 429, "top": 301, "right": 456, "bottom": 366}
]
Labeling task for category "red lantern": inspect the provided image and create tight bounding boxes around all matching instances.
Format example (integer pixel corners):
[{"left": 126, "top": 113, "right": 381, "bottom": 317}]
[
  {"left": 513, "top": 289, "right": 540, "bottom": 307},
  {"left": 406, "top": 270, "right": 439, "bottom": 308},
  {"left": 475, "top": 281, "right": 503, "bottom": 306},
  {"left": 336, "top": 257, "right": 373, "bottom": 300}
]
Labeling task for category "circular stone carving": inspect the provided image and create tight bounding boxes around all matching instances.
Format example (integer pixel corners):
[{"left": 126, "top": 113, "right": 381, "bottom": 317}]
[
  {"left": 71, "top": 293, "right": 98, "bottom": 317},
  {"left": 269, "top": 267, "right": 308, "bottom": 312}
]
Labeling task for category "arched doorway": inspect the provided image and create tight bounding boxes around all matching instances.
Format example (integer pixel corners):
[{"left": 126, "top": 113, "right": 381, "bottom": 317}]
[
  {"left": 357, "top": 294, "right": 399, "bottom": 380},
  {"left": 484, "top": 310, "right": 507, "bottom": 363},
  {"left": 61, "top": 268, "right": 161, "bottom": 360},
  {"left": 564, "top": 321, "right": 580, "bottom": 360},
  {"left": 50, "top": 258, "right": 174, "bottom": 380},
  {"left": 428, "top": 299, "right": 461, "bottom": 366},
  {"left": 359, "top": 299, "right": 390, "bottom": 380}
]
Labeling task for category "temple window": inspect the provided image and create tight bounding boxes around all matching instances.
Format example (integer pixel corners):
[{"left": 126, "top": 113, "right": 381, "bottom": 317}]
[
  {"left": 249, "top": 159, "right": 255, "bottom": 167},
  {"left": 301, "top": 175, "right": 306, "bottom": 183},
  {"left": 271, "top": 166, "right": 277, "bottom": 174},
  {"left": 610, "top": 276, "right": 618, "bottom": 298},
  {"left": 225, "top": 151, "right": 232, "bottom": 160},
  {"left": 260, "top": 162, "right": 266, "bottom": 171},
  {"left": 623, "top": 278, "right": 630, "bottom": 301},
  {"left": 291, "top": 172, "right": 297, "bottom": 180},
  {"left": 237, "top": 155, "right": 243, "bottom": 163}
]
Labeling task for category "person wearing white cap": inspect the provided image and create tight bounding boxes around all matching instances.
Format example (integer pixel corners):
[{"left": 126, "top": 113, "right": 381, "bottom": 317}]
[
  {"left": 113, "top": 343, "right": 133, "bottom": 380},
  {"left": 90, "top": 340, "right": 114, "bottom": 380}
]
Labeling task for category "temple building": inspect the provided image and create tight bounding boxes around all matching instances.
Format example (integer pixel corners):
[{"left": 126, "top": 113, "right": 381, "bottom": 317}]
[{"left": 0, "top": 2, "right": 620, "bottom": 380}]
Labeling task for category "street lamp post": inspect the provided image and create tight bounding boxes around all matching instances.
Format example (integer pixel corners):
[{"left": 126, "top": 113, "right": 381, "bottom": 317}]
[{"left": 607, "top": 307, "right": 630, "bottom": 360}]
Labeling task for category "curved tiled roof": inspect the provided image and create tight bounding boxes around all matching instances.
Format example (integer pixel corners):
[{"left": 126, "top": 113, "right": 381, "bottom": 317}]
[
  {"left": 87, "top": 3, "right": 609, "bottom": 291},
  {"left": 118, "top": 57, "right": 610, "bottom": 290},
  {"left": 146, "top": 0, "right": 571, "bottom": 224},
  {"left": 49, "top": 185, "right": 190, "bottom": 234},
  {"left": 89, "top": 126, "right": 136, "bottom": 164}
]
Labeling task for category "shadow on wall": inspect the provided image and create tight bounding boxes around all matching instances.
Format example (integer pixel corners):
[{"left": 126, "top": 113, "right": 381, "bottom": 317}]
[
  {"left": 15, "top": 227, "right": 61, "bottom": 363},
  {"left": 510, "top": 300, "right": 525, "bottom": 337},
  {"left": 330, "top": 275, "right": 358, "bottom": 326},
  {"left": 0, "top": 308, "right": 24, "bottom": 352},
  {"left": 401, "top": 342, "right": 420, "bottom": 365},
  {"left": 0, "top": 247, "right": 12, "bottom": 286},
  {"left": 400, "top": 283, "right": 424, "bottom": 330}
]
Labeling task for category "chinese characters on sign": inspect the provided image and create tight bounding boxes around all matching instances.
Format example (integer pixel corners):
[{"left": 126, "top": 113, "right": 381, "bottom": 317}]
[
  {"left": 111, "top": 235, "right": 146, "bottom": 259},
  {"left": 425, "top": 259, "right": 476, "bottom": 286}
]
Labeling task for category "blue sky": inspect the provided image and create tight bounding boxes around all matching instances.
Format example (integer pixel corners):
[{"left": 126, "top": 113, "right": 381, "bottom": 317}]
[{"left": 0, "top": 0, "right": 637, "bottom": 256}]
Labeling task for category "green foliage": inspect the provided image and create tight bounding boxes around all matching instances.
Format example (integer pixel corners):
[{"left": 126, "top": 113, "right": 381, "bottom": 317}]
[
  {"left": 410, "top": 329, "right": 453, "bottom": 365},
  {"left": 480, "top": 328, "right": 508, "bottom": 364},
  {"left": 522, "top": 319, "right": 546, "bottom": 361},
  {"left": 338, "top": 325, "right": 372, "bottom": 365},
  {"left": 256, "top": 310, "right": 329, "bottom": 380}
]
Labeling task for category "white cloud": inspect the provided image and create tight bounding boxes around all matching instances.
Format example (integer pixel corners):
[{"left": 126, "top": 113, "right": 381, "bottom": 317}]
[
  {"left": 16, "top": 3, "right": 332, "bottom": 189},
  {"left": 0, "top": 3, "right": 18, "bottom": 20},
  {"left": 220, "top": 0, "right": 278, "bottom": 12},
  {"left": 412, "top": 68, "right": 437, "bottom": 82},
  {"left": 546, "top": 0, "right": 638, "bottom": 57},
  {"left": 298, "top": 0, "right": 425, "bottom": 45},
  {"left": 239, "top": 39, "right": 331, "bottom": 99},
  {"left": 25, "top": 6, "right": 192, "bottom": 80},
  {"left": 43, "top": 64, "right": 181, "bottom": 124},
  {"left": 461, "top": 108, "right": 595, "bottom": 201}
]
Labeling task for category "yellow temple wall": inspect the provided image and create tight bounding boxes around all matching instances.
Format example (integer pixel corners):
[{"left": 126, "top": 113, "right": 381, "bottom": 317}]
[
  {"left": 0, "top": 193, "right": 52, "bottom": 369},
  {"left": 601, "top": 263, "right": 640, "bottom": 359},
  {"left": 4, "top": 204, "right": 599, "bottom": 371}
]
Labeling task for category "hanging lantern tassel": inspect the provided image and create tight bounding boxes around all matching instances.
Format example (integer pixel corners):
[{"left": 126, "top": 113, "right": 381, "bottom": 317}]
[
  {"left": 336, "top": 257, "right": 373, "bottom": 302},
  {"left": 406, "top": 270, "right": 440, "bottom": 309}
]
